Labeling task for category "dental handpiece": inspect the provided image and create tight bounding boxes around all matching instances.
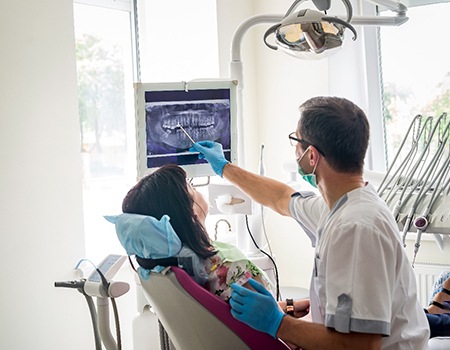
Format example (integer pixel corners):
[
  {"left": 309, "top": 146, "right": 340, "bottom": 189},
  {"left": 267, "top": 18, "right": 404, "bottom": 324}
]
[{"left": 177, "top": 124, "right": 196, "bottom": 144}]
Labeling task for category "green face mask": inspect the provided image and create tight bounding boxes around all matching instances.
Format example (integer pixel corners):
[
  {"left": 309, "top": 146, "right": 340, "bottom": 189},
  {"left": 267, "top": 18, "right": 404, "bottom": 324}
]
[{"left": 297, "top": 146, "right": 318, "bottom": 188}]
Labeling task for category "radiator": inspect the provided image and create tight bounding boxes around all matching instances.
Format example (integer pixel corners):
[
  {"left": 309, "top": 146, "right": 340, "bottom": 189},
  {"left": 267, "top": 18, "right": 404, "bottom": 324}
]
[{"left": 413, "top": 263, "right": 450, "bottom": 306}]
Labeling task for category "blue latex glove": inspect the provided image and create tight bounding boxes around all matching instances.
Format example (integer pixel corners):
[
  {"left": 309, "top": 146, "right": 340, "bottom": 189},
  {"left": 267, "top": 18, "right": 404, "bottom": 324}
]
[
  {"left": 230, "top": 279, "right": 285, "bottom": 338},
  {"left": 189, "top": 140, "right": 229, "bottom": 177}
]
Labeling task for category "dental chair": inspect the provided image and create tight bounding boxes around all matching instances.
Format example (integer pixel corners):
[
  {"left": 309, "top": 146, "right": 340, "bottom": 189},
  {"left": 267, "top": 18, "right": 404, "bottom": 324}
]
[
  {"left": 139, "top": 266, "right": 291, "bottom": 350},
  {"left": 105, "top": 213, "right": 291, "bottom": 349}
]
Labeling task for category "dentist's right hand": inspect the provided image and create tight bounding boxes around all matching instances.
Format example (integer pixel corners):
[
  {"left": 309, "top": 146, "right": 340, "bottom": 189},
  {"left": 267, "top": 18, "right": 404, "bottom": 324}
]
[
  {"left": 230, "top": 279, "right": 285, "bottom": 338},
  {"left": 189, "top": 141, "right": 229, "bottom": 177}
]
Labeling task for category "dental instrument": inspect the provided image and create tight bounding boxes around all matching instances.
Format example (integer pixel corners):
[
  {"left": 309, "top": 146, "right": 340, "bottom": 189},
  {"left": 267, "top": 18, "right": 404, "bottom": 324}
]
[
  {"left": 412, "top": 157, "right": 450, "bottom": 266},
  {"left": 177, "top": 123, "right": 196, "bottom": 145},
  {"left": 378, "top": 114, "right": 422, "bottom": 200},
  {"left": 410, "top": 116, "right": 450, "bottom": 264},
  {"left": 378, "top": 114, "right": 445, "bottom": 246},
  {"left": 380, "top": 116, "right": 433, "bottom": 216},
  {"left": 55, "top": 255, "right": 129, "bottom": 350},
  {"left": 379, "top": 112, "right": 450, "bottom": 260},
  {"left": 397, "top": 115, "right": 450, "bottom": 245}
]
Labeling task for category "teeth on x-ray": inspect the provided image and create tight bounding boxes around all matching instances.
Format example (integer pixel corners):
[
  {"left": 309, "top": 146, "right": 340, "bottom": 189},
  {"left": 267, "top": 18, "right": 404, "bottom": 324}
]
[
  {"left": 146, "top": 101, "right": 230, "bottom": 150},
  {"left": 163, "top": 114, "right": 215, "bottom": 131}
]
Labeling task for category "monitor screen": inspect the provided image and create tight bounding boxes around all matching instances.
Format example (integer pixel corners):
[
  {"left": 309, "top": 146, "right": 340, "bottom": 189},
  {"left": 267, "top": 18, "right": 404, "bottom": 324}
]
[{"left": 135, "top": 80, "right": 238, "bottom": 178}]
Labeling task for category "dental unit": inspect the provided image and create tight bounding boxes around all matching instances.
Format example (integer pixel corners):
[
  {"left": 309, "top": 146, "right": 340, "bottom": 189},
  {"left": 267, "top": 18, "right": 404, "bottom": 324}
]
[
  {"left": 378, "top": 115, "right": 433, "bottom": 217},
  {"left": 378, "top": 113, "right": 450, "bottom": 263}
]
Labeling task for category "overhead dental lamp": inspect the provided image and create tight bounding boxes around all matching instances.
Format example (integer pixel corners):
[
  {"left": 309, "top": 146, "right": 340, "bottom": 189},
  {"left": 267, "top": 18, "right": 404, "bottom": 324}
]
[{"left": 262, "top": 0, "right": 408, "bottom": 59}]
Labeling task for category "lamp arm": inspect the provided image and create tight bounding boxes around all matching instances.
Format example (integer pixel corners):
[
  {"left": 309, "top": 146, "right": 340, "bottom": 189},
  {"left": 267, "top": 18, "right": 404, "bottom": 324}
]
[
  {"left": 231, "top": 14, "right": 284, "bottom": 63},
  {"left": 348, "top": 14, "right": 408, "bottom": 26},
  {"left": 285, "top": 0, "right": 309, "bottom": 17},
  {"left": 311, "top": 0, "right": 332, "bottom": 11},
  {"left": 341, "top": 0, "right": 353, "bottom": 22},
  {"left": 365, "top": 0, "right": 407, "bottom": 14},
  {"left": 285, "top": 0, "right": 352, "bottom": 20}
]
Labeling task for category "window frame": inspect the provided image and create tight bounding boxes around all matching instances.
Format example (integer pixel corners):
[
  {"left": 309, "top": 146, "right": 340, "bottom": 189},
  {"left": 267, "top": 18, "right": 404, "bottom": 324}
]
[{"left": 74, "top": 0, "right": 132, "bottom": 11}]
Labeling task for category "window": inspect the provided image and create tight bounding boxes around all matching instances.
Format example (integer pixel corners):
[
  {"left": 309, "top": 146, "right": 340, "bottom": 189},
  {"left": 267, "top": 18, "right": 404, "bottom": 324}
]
[
  {"left": 74, "top": 1, "right": 136, "bottom": 260},
  {"left": 74, "top": 0, "right": 220, "bottom": 261},
  {"left": 137, "top": 0, "right": 219, "bottom": 82},
  {"left": 379, "top": 3, "right": 450, "bottom": 166}
]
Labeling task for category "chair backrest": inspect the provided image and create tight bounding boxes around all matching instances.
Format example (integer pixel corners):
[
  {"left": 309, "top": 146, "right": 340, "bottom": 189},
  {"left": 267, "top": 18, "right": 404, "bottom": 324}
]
[{"left": 139, "top": 266, "right": 290, "bottom": 350}]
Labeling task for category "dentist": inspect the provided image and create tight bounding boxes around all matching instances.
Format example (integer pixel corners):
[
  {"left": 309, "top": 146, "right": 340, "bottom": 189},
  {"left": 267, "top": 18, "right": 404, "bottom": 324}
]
[{"left": 190, "top": 96, "right": 430, "bottom": 350}]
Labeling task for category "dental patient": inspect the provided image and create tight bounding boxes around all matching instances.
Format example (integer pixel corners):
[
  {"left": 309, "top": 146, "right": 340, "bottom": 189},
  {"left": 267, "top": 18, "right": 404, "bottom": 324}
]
[{"left": 107, "top": 164, "right": 270, "bottom": 301}]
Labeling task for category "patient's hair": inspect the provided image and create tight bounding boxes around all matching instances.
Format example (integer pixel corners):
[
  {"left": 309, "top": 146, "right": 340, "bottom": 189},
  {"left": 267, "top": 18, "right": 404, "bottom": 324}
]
[
  {"left": 298, "top": 96, "right": 369, "bottom": 174},
  {"left": 122, "top": 164, "right": 215, "bottom": 259}
]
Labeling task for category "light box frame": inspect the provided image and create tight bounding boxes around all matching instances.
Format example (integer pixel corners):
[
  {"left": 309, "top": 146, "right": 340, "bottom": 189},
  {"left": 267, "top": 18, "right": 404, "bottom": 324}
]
[{"left": 134, "top": 80, "right": 238, "bottom": 178}]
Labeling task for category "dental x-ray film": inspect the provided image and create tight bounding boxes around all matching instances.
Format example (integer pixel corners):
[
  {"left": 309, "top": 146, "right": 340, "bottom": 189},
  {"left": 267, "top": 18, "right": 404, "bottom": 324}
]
[{"left": 135, "top": 80, "right": 238, "bottom": 178}]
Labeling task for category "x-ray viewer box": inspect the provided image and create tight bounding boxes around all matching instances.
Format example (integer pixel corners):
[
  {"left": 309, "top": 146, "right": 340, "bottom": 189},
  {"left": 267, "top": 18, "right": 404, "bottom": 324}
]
[{"left": 135, "top": 79, "right": 238, "bottom": 178}]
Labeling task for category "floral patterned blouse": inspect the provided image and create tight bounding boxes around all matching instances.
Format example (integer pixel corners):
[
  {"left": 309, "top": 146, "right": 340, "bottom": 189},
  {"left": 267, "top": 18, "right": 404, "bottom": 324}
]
[{"left": 202, "top": 241, "right": 272, "bottom": 302}]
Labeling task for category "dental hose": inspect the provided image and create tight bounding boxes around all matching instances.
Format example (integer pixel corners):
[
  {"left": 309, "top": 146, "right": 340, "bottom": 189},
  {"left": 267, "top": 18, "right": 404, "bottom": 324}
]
[
  {"left": 96, "top": 268, "right": 123, "bottom": 350},
  {"left": 85, "top": 294, "right": 103, "bottom": 350},
  {"left": 258, "top": 144, "right": 273, "bottom": 257},
  {"left": 411, "top": 131, "right": 450, "bottom": 265},
  {"left": 111, "top": 298, "right": 122, "bottom": 350},
  {"left": 378, "top": 115, "right": 422, "bottom": 197},
  {"left": 245, "top": 214, "right": 280, "bottom": 301},
  {"left": 399, "top": 118, "right": 449, "bottom": 245},
  {"left": 412, "top": 161, "right": 450, "bottom": 265},
  {"left": 54, "top": 280, "right": 102, "bottom": 350}
]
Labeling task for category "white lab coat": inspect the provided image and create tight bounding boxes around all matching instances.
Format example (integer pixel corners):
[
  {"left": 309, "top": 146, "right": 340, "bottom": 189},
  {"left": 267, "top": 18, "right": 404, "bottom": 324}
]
[{"left": 289, "top": 184, "right": 430, "bottom": 350}]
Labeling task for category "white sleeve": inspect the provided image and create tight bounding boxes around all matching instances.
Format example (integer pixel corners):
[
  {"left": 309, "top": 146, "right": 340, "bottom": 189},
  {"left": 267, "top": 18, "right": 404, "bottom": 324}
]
[
  {"left": 289, "top": 191, "right": 327, "bottom": 247},
  {"left": 323, "top": 221, "right": 395, "bottom": 335}
]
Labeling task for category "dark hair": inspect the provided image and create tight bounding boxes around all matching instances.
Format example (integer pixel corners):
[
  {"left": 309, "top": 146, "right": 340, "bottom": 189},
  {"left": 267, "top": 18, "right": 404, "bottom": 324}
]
[
  {"left": 122, "top": 164, "right": 215, "bottom": 259},
  {"left": 298, "top": 96, "right": 370, "bottom": 174}
]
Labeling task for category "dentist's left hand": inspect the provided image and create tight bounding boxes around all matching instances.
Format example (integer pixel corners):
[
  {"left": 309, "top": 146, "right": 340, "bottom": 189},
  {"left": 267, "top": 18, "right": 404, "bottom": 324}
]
[
  {"left": 230, "top": 279, "right": 285, "bottom": 338},
  {"left": 189, "top": 141, "right": 229, "bottom": 177}
]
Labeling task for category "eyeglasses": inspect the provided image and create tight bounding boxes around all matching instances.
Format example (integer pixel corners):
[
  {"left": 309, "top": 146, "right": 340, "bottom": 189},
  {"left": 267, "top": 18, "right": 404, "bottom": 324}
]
[
  {"left": 288, "top": 132, "right": 309, "bottom": 147},
  {"left": 288, "top": 132, "right": 326, "bottom": 156}
]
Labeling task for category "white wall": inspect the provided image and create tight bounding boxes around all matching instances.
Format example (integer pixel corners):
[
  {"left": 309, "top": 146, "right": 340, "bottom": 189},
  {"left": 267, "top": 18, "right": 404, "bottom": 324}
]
[{"left": 0, "top": 0, "right": 92, "bottom": 348}]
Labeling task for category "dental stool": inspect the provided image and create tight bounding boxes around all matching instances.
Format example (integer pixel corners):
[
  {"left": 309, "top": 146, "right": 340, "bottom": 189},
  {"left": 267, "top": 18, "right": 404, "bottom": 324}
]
[{"left": 139, "top": 266, "right": 291, "bottom": 350}]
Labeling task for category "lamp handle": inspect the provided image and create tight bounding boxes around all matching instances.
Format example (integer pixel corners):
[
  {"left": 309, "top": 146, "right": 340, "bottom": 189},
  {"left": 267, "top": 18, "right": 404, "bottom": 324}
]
[{"left": 263, "top": 24, "right": 281, "bottom": 50}]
